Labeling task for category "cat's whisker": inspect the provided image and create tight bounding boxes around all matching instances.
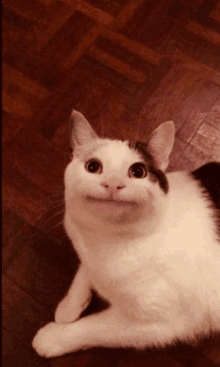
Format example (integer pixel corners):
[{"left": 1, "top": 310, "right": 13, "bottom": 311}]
[
  {"left": 43, "top": 202, "right": 65, "bottom": 213},
  {"left": 48, "top": 195, "right": 64, "bottom": 202},
  {"left": 43, "top": 194, "right": 64, "bottom": 207},
  {"left": 47, "top": 209, "right": 64, "bottom": 221},
  {"left": 51, "top": 220, "right": 64, "bottom": 229},
  {"left": 49, "top": 193, "right": 64, "bottom": 200},
  {"left": 48, "top": 201, "right": 65, "bottom": 210},
  {"left": 39, "top": 209, "right": 65, "bottom": 227},
  {"left": 50, "top": 193, "right": 64, "bottom": 198},
  {"left": 45, "top": 195, "right": 64, "bottom": 204}
]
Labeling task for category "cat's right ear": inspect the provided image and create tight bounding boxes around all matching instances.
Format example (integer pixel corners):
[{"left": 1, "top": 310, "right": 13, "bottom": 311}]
[
  {"left": 147, "top": 121, "right": 175, "bottom": 171},
  {"left": 69, "top": 110, "right": 99, "bottom": 155}
]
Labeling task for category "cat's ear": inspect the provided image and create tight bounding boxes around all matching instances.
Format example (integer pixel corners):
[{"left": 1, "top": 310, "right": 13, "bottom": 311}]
[
  {"left": 69, "top": 110, "right": 98, "bottom": 149},
  {"left": 147, "top": 121, "right": 175, "bottom": 171}
]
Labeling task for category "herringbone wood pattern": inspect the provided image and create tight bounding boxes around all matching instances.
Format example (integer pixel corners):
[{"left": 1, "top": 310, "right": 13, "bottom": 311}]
[{"left": 2, "top": 0, "right": 220, "bottom": 366}]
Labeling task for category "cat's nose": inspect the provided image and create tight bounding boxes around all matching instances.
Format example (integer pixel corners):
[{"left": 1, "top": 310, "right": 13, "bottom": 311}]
[{"left": 101, "top": 181, "right": 126, "bottom": 191}]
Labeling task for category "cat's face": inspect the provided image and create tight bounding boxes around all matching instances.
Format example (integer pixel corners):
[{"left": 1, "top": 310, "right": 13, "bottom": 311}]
[
  {"left": 65, "top": 140, "right": 159, "bottom": 224},
  {"left": 64, "top": 111, "right": 175, "bottom": 228}
]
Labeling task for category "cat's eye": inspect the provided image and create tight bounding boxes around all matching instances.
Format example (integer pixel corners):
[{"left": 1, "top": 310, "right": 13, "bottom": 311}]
[
  {"left": 85, "top": 159, "right": 102, "bottom": 174},
  {"left": 129, "top": 163, "right": 147, "bottom": 179}
]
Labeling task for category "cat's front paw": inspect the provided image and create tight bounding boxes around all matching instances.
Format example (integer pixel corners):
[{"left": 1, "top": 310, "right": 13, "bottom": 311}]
[
  {"left": 32, "top": 322, "right": 71, "bottom": 358},
  {"left": 55, "top": 294, "right": 91, "bottom": 324},
  {"left": 55, "top": 297, "right": 79, "bottom": 324}
]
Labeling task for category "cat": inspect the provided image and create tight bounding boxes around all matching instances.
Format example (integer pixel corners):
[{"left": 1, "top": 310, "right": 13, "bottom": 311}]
[{"left": 32, "top": 110, "right": 220, "bottom": 358}]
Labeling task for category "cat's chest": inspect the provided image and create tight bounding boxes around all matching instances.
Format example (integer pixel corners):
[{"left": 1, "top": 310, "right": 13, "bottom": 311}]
[{"left": 77, "top": 231, "right": 164, "bottom": 288}]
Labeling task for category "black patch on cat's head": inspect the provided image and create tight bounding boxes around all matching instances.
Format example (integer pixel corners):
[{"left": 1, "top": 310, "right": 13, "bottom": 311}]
[{"left": 128, "top": 141, "right": 169, "bottom": 194}]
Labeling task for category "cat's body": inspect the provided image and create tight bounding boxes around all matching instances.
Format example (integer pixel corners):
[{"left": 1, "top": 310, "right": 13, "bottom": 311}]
[{"left": 32, "top": 111, "right": 220, "bottom": 358}]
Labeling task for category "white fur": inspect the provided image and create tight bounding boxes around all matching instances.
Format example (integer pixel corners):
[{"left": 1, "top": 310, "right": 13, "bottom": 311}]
[{"left": 32, "top": 116, "right": 220, "bottom": 358}]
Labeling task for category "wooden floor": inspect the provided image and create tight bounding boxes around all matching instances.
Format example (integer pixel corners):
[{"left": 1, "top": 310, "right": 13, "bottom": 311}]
[{"left": 2, "top": 0, "right": 220, "bottom": 366}]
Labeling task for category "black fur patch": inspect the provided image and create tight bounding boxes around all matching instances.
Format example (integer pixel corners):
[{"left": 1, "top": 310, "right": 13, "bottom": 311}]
[
  {"left": 191, "top": 162, "right": 220, "bottom": 240},
  {"left": 128, "top": 141, "right": 169, "bottom": 194}
]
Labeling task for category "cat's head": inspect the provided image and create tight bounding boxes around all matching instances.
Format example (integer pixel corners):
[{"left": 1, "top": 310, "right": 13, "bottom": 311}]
[{"left": 64, "top": 111, "right": 175, "bottom": 230}]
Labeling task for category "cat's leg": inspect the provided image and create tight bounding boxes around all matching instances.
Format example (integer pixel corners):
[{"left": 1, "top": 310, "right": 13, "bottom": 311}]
[
  {"left": 55, "top": 265, "right": 92, "bottom": 324},
  {"left": 32, "top": 307, "right": 178, "bottom": 358}
]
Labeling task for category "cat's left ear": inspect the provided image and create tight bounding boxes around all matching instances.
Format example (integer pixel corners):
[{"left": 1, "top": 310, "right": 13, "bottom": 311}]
[
  {"left": 69, "top": 110, "right": 98, "bottom": 151},
  {"left": 147, "top": 121, "right": 175, "bottom": 171}
]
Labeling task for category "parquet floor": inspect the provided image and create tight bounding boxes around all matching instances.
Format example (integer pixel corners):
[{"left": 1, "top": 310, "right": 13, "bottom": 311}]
[{"left": 2, "top": 0, "right": 220, "bottom": 366}]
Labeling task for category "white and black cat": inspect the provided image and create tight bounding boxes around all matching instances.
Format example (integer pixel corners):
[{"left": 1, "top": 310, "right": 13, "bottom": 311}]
[{"left": 32, "top": 110, "right": 220, "bottom": 358}]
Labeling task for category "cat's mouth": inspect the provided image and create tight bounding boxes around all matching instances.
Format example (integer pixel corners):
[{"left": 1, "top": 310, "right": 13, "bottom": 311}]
[{"left": 86, "top": 196, "right": 137, "bottom": 207}]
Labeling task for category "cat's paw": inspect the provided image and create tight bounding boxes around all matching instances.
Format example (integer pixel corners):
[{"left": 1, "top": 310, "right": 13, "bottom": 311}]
[
  {"left": 55, "top": 297, "right": 80, "bottom": 324},
  {"left": 55, "top": 295, "right": 91, "bottom": 324},
  {"left": 32, "top": 322, "right": 71, "bottom": 358}
]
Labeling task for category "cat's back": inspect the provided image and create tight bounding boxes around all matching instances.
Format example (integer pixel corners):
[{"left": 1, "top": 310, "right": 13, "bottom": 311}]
[
  {"left": 191, "top": 162, "right": 220, "bottom": 211},
  {"left": 166, "top": 162, "right": 220, "bottom": 255},
  {"left": 191, "top": 162, "right": 220, "bottom": 241}
]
